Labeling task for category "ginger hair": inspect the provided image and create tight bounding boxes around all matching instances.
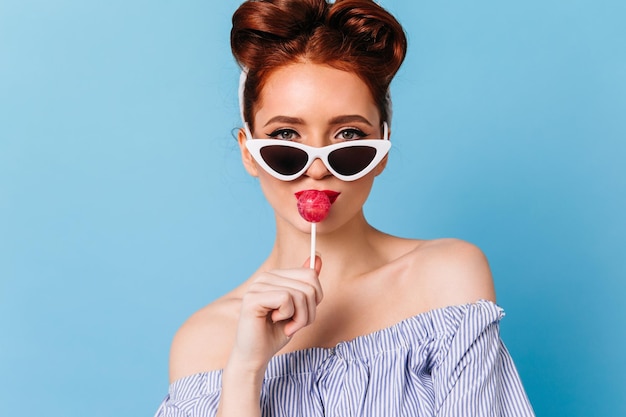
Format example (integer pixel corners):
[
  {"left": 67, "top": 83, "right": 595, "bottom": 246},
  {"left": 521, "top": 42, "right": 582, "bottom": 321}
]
[{"left": 231, "top": 0, "right": 407, "bottom": 128}]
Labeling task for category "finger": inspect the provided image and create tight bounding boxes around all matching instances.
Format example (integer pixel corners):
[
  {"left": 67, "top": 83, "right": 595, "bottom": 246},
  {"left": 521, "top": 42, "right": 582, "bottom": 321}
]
[
  {"left": 253, "top": 273, "right": 319, "bottom": 303},
  {"left": 296, "top": 258, "right": 323, "bottom": 304},
  {"left": 302, "top": 255, "right": 322, "bottom": 275},
  {"left": 311, "top": 257, "right": 323, "bottom": 302},
  {"left": 270, "top": 296, "right": 297, "bottom": 323},
  {"left": 255, "top": 269, "right": 323, "bottom": 305},
  {"left": 242, "top": 289, "right": 295, "bottom": 321},
  {"left": 284, "top": 317, "right": 308, "bottom": 338},
  {"left": 251, "top": 280, "right": 317, "bottom": 326},
  {"left": 269, "top": 290, "right": 310, "bottom": 336},
  {"left": 251, "top": 279, "right": 317, "bottom": 324},
  {"left": 245, "top": 284, "right": 310, "bottom": 328}
]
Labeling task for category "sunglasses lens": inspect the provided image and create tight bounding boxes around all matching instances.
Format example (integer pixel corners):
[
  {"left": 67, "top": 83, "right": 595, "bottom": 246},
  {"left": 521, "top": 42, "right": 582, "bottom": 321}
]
[
  {"left": 328, "top": 146, "right": 377, "bottom": 176},
  {"left": 260, "top": 145, "right": 308, "bottom": 175}
]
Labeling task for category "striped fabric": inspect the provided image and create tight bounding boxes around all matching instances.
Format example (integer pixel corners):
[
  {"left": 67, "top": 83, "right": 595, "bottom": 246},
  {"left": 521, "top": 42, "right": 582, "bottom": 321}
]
[{"left": 154, "top": 300, "right": 534, "bottom": 416}]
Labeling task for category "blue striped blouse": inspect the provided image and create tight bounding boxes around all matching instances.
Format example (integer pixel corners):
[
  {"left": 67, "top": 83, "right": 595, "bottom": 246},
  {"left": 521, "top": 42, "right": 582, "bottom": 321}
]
[{"left": 154, "top": 300, "right": 534, "bottom": 416}]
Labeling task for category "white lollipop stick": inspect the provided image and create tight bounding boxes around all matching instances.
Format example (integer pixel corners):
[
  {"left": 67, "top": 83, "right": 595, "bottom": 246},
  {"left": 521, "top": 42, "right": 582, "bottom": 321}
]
[
  {"left": 296, "top": 190, "right": 330, "bottom": 270},
  {"left": 309, "top": 222, "right": 316, "bottom": 269}
]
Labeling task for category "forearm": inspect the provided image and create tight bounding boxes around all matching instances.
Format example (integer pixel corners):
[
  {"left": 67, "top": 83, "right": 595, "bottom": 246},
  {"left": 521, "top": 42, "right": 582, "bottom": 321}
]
[
  {"left": 216, "top": 260, "right": 322, "bottom": 416},
  {"left": 216, "top": 356, "right": 267, "bottom": 417}
]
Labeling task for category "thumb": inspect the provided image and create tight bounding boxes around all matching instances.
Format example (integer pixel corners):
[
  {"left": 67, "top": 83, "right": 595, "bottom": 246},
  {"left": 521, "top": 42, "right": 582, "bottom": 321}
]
[{"left": 303, "top": 255, "right": 322, "bottom": 274}]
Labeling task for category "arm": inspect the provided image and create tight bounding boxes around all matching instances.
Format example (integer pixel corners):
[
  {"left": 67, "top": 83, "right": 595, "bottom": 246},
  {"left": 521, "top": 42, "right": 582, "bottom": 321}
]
[
  {"left": 432, "top": 308, "right": 534, "bottom": 416},
  {"left": 216, "top": 256, "right": 324, "bottom": 417},
  {"left": 418, "top": 240, "right": 533, "bottom": 415},
  {"left": 163, "top": 257, "right": 322, "bottom": 417}
]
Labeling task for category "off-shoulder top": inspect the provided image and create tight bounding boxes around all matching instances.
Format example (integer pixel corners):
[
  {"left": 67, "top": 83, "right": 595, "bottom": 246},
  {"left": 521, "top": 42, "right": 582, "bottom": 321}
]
[{"left": 154, "top": 300, "right": 534, "bottom": 416}]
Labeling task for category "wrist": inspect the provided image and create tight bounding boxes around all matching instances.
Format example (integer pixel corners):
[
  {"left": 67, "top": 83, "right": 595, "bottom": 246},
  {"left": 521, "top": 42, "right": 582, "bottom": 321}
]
[
  {"left": 218, "top": 355, "right": 267, "bottom": 417},
  {"left": 222, "top": 351, "right": 269, "bottom": 386}
]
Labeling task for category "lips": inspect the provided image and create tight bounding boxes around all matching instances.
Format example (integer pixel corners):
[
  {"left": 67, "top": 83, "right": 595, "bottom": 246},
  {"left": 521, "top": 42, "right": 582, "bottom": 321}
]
[{"left": 295, "top": 190, "right": 340, "bottom": 204}]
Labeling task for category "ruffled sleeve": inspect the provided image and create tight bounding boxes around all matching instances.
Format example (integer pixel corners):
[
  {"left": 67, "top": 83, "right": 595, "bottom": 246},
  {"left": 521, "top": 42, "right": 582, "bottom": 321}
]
[
  {"left": 431, "top": 301, "right": 534, "bottom": 416},
  {"left": 153, "top": 372, "right": 223, "bottom": 417}
]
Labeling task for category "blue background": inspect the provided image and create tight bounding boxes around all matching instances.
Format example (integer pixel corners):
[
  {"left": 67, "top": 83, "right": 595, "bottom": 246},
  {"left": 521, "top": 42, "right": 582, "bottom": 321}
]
[{"left": 1, "top": 1, "right": 624, "bottom": 416}]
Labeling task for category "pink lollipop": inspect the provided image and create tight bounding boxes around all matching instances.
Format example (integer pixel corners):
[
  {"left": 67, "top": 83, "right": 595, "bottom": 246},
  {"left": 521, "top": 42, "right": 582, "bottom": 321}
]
[
  {"left": 297, "top": 190, "right": 331, "bottom": 223},
  {"left": 295, "top": 190, "right": 333, "bottom": 268}
]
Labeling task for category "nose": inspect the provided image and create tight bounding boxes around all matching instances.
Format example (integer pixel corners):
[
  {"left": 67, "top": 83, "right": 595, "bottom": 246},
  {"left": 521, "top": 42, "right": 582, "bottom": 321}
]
[{"left": 305, "top": 157, "right": 331, "bottom": 180}]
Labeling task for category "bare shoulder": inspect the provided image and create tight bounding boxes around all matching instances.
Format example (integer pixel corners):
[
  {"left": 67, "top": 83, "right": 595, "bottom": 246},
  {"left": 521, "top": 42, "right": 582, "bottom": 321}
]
[
  {"left": 404, "top": 238, "right": 496, "bottom": 309},
  {"left": 168, "top": 295, "right": 241, "bottom": 383}
]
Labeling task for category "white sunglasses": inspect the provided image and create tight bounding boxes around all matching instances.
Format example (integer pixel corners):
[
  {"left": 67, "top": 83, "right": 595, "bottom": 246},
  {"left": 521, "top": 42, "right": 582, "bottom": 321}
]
[{"left": 244, "top": 122, "right": 390, "bottom": 181}]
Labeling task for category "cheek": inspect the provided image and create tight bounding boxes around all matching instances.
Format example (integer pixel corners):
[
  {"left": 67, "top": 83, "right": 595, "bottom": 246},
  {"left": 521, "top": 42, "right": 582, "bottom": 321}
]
[
  {"left": 330, "top": 178, "right": 376, "bottom": 218},
  {"left": 257, "top": 172, "right": 296, "bottom": 212}
]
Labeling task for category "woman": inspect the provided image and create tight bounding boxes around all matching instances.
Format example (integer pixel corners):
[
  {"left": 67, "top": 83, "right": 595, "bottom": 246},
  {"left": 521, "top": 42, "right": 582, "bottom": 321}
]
[{"left": 155, "top": 0, "right": 534, "bottom": 416}]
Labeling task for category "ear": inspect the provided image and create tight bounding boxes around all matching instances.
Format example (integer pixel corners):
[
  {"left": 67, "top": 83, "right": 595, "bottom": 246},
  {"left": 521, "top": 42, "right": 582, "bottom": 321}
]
[{"left": 237, "top": 127, "right": 259, "bottom": 177}]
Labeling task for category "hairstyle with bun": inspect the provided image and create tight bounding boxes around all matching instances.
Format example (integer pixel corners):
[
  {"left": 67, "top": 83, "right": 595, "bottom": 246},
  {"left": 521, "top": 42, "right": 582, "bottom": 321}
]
[{"left": 231, "top": 0, "right": 407, "bottom": 129}]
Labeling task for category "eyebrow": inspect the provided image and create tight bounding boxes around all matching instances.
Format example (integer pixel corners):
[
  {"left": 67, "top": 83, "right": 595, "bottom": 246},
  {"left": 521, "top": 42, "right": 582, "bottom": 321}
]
[
  {"left": 328, "top": 115, "right": 373, "bottom": 126},
  {"left": 263, "top": 114, "right": 373, "bottom": 127},
  {"left": 263, "top": 116, "right": 305, "bottom": 127}
]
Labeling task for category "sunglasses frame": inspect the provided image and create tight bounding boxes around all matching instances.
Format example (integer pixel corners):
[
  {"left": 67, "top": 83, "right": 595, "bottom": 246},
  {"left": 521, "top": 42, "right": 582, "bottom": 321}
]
[{"left": 244, "top": 122, "right": 390, "bottom": 181}]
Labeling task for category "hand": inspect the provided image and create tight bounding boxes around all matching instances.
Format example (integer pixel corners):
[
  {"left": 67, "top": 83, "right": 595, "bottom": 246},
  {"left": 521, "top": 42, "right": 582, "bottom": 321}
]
[{"left": 229, "top": 256, "right": 323, "bottom": 372}]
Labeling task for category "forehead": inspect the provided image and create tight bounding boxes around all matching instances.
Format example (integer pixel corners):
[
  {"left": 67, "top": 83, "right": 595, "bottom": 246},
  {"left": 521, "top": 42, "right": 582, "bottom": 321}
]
[{"left": 254, "top": 63, "right": 379, "bottom": 126}]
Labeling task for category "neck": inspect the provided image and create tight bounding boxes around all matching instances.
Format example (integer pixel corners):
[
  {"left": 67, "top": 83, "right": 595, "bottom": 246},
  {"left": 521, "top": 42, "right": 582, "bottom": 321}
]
[{"left": 263, "top": 210, "right": 389, "bottom": 282}]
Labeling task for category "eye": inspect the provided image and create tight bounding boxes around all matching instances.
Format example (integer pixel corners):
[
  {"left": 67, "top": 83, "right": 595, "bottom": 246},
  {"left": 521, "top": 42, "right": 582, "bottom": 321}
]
[
  {"left": 268, "top": 128, "right": 299, "bottom": 141},
  {"left": 336, "top": 128, "right": 367, "bottom": 141}
]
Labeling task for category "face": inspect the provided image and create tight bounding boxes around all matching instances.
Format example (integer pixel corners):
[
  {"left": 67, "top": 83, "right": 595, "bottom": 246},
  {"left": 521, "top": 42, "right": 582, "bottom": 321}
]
[{"left": 238, "top": 62, "right": 388, "bottom": 234}]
